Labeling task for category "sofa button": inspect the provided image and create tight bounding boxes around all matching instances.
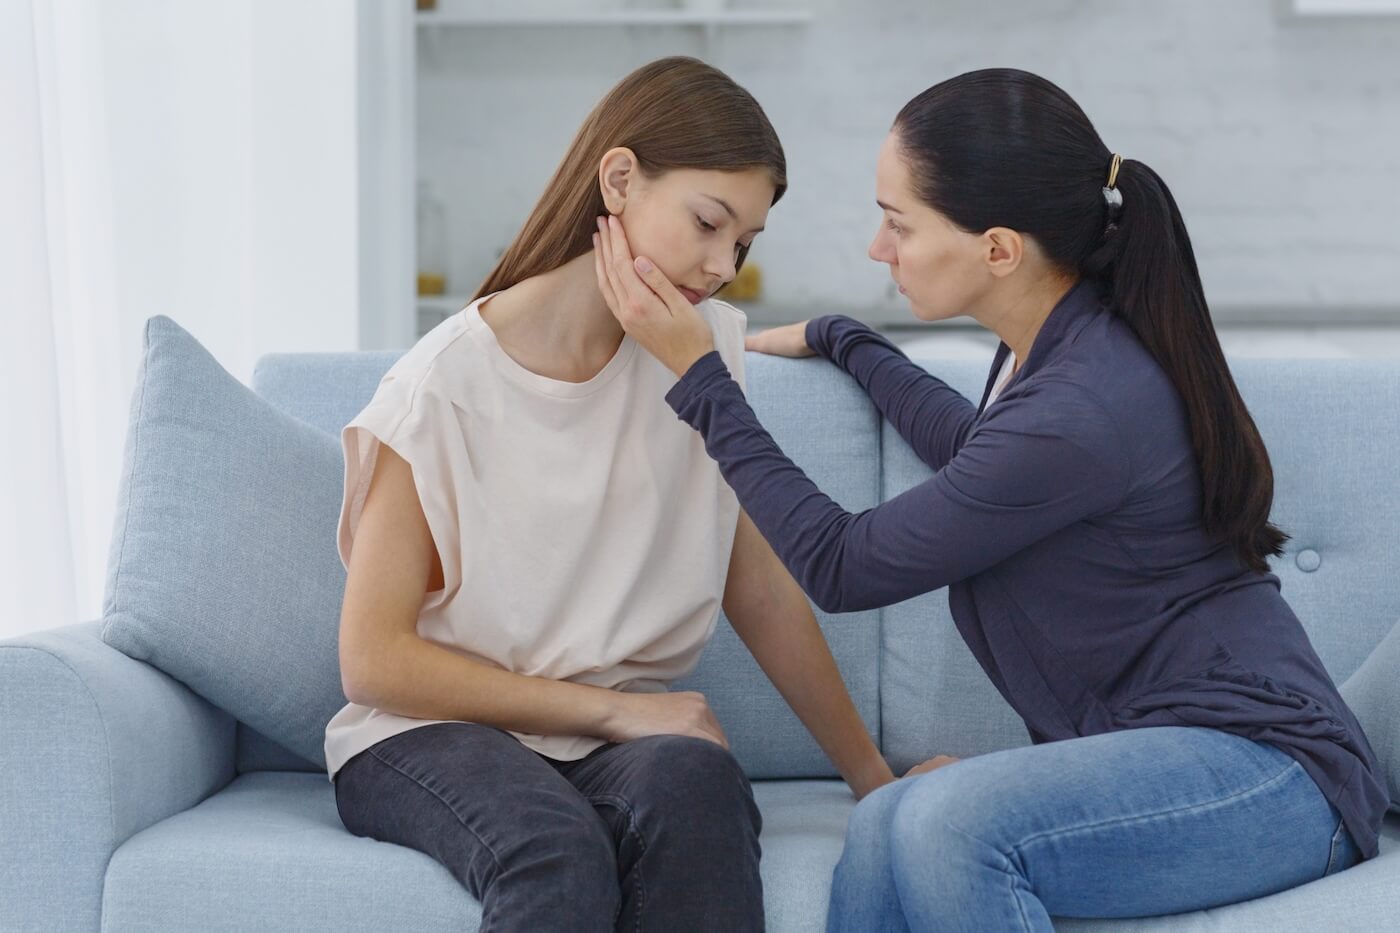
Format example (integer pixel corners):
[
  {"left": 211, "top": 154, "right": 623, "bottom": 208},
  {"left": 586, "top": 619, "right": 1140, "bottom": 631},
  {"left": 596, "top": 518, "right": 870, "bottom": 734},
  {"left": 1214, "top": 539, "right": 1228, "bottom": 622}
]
[{"left": 1296, "top": 549, "right": 1321, "bottom": 573}]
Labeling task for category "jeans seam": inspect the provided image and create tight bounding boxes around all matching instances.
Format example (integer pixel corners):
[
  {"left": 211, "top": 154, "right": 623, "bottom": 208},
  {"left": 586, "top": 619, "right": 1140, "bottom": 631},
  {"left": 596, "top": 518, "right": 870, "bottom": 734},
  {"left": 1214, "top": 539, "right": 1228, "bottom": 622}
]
[
  {"left": 587, "top": 792, "right": 647, "bottom": 932},
  {"left": 1012, "top": 756, "right": 1303, "bottom": 854},
  {"left": 944, "top": 822, "right": 1036, "bottom": 933},
  {"left": 1324, "top": 817, "right": 1347, "bottom": 876},
  {"left": 363, "top": 745, "right": 506, "bottom": 875}
]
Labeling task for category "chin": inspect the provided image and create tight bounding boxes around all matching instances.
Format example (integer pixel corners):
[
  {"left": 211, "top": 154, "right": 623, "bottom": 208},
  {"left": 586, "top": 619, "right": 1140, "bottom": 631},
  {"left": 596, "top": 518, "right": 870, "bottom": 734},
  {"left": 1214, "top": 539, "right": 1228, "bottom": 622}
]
[{"left": 906, "top": 299, "right": 948, "bottom": 323}]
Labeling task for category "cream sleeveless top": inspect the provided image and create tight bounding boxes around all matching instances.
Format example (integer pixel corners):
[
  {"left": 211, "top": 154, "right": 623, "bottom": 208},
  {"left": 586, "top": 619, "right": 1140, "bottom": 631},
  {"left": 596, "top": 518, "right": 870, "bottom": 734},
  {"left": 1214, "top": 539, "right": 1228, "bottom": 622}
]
[{"left": 323, "top": 294, "right": 747, "bottom": 780}]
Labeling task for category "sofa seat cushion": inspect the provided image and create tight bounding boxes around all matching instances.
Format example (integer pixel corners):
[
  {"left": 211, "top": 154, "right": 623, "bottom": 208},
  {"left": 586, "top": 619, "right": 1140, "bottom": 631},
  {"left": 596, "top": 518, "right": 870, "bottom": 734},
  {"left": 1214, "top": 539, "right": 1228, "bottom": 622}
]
[
  {"left": 100, "top": 772, "right": 857, "bottom": 932},
  {"left": 102, "top": 770, "right": 1400, "bottom": 932}
]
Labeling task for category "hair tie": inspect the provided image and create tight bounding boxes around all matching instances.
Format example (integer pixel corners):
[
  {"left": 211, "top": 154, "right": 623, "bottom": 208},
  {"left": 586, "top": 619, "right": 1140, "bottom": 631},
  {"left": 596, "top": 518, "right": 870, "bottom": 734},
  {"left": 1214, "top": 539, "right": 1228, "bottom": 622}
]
[{"left": 1101, "top": 153, "right": 1124, "bottom": 236}]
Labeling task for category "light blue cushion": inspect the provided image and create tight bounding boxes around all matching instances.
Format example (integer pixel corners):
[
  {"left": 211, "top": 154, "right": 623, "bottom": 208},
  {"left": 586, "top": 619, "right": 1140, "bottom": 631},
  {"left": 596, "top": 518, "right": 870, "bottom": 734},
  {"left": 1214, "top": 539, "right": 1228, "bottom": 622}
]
[
  {"left": 1341, "top": 619, "right": 1400, "bottom": 810},
  {"left": 95, "top": 768, "right": 1400, "bottom": 932},
  {"left": 101, "top": 316, "right": 347, "bottom": 769},
  {"left": 1232, "top": 361, "right": 1400, "bottom": 681},
  {"left": 100, "top": 772, "right": 856, "bottom": 932}
]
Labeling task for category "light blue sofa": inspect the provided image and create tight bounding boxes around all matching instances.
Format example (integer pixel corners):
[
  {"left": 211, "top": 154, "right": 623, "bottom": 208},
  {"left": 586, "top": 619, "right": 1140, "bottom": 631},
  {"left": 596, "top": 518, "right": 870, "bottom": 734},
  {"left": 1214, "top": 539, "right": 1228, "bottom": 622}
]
[{"left": 3, "top": 316, "right": 1398, "bottom": 931}]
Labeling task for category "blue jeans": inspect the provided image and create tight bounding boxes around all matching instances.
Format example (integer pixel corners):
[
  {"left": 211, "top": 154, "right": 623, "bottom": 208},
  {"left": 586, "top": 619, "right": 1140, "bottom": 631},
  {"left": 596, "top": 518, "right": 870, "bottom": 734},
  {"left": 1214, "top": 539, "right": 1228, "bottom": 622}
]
[
  {"left": 828, "top": 726, "right": 1360, "bottom": 932},
  {"left": 335, "top": 722, "right": 764, "bottom": 932}
]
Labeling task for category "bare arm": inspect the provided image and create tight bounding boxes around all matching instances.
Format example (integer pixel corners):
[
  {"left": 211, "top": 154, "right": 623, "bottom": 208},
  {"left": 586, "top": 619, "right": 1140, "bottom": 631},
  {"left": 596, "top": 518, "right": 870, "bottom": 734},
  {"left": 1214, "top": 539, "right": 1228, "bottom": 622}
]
[
  {"left": 722, "top": 509, "right": 895, "bottom": 799},
  {"left": 339, "top": 442, "right": 727, "bottom": 747}
]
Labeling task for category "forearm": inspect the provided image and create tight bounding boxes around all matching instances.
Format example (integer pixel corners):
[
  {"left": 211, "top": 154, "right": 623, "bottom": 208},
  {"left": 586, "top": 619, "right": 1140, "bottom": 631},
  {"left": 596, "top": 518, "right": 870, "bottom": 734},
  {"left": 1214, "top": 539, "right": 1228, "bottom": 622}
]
[
  {"left": 724, "top": 517, "right": 894, "bottom": 798},
  {"left": 806, "top": 315, "right": 977, "bottom": 468},
  {"left": 742, "top": 610, "right": 891, "bottom": 797},
  {"left": 351, "top": 632, "right": 622, "bottom": 740}
]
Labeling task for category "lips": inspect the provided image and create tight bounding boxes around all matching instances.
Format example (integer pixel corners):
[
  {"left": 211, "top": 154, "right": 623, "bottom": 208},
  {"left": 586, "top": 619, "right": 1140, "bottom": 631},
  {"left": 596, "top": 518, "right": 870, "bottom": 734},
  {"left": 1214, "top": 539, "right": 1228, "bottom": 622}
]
[{"left": 677, "top": 286, "right": 707, "bottom": 305}]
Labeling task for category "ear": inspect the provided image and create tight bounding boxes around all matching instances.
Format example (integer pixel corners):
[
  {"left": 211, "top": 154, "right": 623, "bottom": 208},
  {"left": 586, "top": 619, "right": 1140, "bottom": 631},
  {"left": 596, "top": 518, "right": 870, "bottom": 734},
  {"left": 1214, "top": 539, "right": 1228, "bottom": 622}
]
[
  {"left": 982, "top": 226, "right": 1024, "bottom": 279},
  {"left": 598, "top": 147, "right": 639, "bottom": 215}
]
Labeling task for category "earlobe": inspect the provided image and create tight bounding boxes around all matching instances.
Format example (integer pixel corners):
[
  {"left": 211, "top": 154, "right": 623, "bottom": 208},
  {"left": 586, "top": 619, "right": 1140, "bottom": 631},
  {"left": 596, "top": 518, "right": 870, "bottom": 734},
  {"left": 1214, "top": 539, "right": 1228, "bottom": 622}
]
[{"left": 598, "top": 146, "right": 637, "bottom": 215}]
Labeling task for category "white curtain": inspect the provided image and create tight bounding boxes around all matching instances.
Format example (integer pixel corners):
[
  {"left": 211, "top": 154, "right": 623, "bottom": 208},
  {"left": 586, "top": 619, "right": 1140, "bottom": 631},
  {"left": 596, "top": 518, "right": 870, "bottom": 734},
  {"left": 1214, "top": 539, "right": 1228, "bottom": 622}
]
[{"left": 1, "top": 0, "right": 126, "bottom": 640}]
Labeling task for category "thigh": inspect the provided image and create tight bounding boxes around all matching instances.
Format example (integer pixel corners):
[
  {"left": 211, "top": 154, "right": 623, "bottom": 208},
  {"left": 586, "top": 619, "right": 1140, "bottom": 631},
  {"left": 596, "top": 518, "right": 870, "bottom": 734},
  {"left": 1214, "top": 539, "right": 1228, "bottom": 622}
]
[
  {"left": 558, "top": 733, "right": 761, "bottom": 838},
  {"left": 334, "top": 722, "right": 612, "bottom": 890},
  {"left": 889, "top": 726, "right": 1343, "bottom": 920}
]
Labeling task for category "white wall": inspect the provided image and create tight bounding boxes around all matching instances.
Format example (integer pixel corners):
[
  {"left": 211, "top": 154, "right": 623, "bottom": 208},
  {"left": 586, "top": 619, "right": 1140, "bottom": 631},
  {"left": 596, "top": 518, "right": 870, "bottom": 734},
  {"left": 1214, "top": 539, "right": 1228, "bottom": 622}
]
[
  {"left": 416, "top": 0, "right": 1400, "bottom": 323},
  {"left": 97, "top": 0, "right": 365, "bottom": 391}
]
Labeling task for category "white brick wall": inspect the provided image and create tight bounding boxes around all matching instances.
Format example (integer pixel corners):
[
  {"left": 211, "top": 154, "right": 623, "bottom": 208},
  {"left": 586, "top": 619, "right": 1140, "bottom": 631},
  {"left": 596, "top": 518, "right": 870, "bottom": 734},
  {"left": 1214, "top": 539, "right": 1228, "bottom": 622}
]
[{"left": 417, "top": 0, "right": 1400, "bottom": 324}]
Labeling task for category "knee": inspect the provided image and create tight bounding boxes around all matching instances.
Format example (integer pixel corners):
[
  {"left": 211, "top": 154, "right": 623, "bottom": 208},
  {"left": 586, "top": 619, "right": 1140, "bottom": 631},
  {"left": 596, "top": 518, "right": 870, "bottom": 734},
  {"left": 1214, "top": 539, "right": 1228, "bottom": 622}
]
[
  {"left": 626, "top": 735, "right": 760, "bottom": 837},
  {"left": 888, "top": 768, "right": 1006, "bottom": 870},
  {"left": 843, "top": 776, "right": 909, "bottom": 853}
]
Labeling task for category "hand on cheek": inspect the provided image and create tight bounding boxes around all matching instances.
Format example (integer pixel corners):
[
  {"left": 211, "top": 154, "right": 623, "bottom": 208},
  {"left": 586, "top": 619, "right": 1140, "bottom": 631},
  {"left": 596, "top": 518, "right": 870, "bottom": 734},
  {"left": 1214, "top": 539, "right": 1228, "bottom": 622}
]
[{"left": 593, "top": 215, "right": 716, "bottom": 379}]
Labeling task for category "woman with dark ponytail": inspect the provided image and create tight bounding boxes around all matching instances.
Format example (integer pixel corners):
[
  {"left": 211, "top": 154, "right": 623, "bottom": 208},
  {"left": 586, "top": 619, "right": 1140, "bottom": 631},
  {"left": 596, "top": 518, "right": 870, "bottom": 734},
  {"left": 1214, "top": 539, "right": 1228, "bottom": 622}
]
[{"left": 596, "top": 67, "right": 1387, "bottom": 929}]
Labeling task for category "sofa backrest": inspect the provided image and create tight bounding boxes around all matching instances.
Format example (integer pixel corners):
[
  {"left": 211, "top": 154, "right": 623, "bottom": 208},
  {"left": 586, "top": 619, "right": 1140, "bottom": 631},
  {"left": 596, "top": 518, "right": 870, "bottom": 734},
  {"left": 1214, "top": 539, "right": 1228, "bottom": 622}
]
[{"left": 244, "top": 349, "right": 1400, "bottom": 779}]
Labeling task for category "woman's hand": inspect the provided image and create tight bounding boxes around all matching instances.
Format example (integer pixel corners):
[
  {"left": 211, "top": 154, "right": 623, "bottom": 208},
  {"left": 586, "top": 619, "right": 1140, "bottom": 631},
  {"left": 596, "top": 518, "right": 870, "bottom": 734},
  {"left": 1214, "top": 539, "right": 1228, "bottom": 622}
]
[
  {"left": 602, "top": 690, "right": 731, "bottom": 749},
  {"left": 904, "top": 754, "right": 961, "bottom": 778},
  {"left": 593, "top": 215, "right": 716, "bottom": 378},
  {"left": 745, "top": 321, "right": 815, "bottom": 358}
]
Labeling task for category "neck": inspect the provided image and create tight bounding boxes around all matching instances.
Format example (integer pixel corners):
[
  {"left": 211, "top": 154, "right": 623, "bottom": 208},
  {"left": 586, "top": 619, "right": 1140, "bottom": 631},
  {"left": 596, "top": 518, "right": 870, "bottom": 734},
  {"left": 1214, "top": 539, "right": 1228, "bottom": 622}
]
[
  {"left": 974, "top": 271, "right": 1078, "bottom": 369},
  {"left": 483, "top": 250, "right": 626, "bottom": 364},
  {"left": 528, "top": 250, "right": 627, "bottom": 351}
]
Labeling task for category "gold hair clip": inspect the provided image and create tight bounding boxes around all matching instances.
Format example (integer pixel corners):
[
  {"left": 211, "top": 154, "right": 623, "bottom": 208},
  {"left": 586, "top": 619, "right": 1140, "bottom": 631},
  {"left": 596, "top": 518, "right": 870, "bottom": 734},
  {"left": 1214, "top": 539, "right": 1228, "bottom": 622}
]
[{"left": 1106, "top": 153, "right": 1122, "bottom": 189}]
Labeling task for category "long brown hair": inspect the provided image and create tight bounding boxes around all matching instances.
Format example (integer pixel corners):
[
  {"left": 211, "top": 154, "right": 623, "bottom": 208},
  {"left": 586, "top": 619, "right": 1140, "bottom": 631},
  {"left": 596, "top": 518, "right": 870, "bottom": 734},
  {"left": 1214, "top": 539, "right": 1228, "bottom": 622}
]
[{"left": 473, "top": 56, "right": 786, "bottom": 301}]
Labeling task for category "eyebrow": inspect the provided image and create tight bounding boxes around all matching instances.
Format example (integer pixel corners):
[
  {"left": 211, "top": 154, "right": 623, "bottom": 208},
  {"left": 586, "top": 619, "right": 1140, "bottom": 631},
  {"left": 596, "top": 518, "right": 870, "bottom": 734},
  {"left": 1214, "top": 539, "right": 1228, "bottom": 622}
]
[
  {"left": 876, "top": 200, "right": 904, "bottom": 215},
  {"left": 701, "top": 193, "right": 765, "bottom": 234}
]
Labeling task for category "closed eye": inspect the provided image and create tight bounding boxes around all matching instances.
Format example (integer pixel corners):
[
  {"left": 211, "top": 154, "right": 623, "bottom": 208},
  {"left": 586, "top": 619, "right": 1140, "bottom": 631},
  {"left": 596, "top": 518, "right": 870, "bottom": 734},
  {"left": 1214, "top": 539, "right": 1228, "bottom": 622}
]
[{"left": 697, "top": 216, "right": 717, "bottom": 232}]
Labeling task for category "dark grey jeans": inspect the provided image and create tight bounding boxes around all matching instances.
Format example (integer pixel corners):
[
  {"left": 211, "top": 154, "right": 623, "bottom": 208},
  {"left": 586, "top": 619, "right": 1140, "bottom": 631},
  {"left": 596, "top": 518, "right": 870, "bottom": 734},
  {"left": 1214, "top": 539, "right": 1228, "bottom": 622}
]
[{"left": 334, "top": 722, "right": 765, "bottom": 932}]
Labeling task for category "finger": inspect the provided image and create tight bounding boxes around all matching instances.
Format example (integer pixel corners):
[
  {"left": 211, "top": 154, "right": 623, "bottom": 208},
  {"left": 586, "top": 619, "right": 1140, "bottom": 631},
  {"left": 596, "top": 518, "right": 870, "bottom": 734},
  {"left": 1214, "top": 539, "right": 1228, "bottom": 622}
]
[
  {"left": 593, "top": 215, "right": 621, "bottom": 303},
  {"left": 592, "top": 233, "right": 610, "bottom": 301},
  {"left": 593, "top": 233, "right": 619, "bottom": 311},
  {"left": 596, "top": 217, "right": 626, "bottom": 313},
  {"left": 606, "top": 216, "right": 675, "bottom": 319},
  {"left": 631, "top": 253, "right": 694, "bottom": 317}
]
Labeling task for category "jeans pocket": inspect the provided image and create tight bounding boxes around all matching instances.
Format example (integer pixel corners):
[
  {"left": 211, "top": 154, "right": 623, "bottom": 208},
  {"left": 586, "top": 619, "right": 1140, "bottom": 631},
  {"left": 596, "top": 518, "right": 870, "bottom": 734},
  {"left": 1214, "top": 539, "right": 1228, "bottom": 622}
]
[{"left": 1323, "top": 815, "right": 1359, "bottom": 877}]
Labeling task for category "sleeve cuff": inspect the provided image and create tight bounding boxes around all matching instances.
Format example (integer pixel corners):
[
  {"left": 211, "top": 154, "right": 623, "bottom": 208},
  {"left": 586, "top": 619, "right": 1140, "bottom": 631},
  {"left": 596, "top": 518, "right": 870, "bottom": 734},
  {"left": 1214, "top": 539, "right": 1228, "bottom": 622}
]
[
  {"left": 665, "top": 350, "right": 735, "bottom": 417},
  {"left": 805, "top": 316, "right": 835, "bottom": 359}
]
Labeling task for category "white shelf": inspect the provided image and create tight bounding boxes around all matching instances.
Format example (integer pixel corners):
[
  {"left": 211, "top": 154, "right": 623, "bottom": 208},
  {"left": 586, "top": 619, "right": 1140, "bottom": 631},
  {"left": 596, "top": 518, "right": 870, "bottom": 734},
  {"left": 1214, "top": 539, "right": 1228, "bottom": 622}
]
[
  {"left": 416, "top": 10, "right": 810, "bottom": 27},
  {"left": 1292, "top": 0, "right": 1400, "bottom": 14},
  {"left": 417, "top": 294, "right": 469, "bottom": 313}
]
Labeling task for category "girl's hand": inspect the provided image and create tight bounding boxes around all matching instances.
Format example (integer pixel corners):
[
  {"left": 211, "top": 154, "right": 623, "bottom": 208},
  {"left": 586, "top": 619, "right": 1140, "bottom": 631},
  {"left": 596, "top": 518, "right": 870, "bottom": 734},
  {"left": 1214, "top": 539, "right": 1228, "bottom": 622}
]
[
  {"left": 603, "top": 690, "right": 731, "bottom": 750},
  {"left": 745, "top": 321, "right": 815, "bottom": 358},
  {"left": 594, "top": 215, "right": 716, "bottom": 378},
  {"left": 904, "top": 754, "right": 961, "bottom": 778}
]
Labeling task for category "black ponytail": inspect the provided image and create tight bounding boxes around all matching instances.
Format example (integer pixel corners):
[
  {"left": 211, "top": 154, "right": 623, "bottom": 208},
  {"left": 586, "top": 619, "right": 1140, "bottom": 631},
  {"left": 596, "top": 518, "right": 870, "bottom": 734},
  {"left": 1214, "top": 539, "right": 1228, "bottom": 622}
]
[{"left": 895, "top": 69, "right": 1286, "bottom": 573}]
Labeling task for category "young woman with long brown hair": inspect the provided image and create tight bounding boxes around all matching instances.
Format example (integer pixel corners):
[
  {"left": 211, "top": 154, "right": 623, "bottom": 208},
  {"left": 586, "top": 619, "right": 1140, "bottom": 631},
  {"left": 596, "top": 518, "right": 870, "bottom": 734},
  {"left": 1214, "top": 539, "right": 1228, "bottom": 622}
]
[{"left": 325, "top": 57, "right": 894, "bottom": 932}]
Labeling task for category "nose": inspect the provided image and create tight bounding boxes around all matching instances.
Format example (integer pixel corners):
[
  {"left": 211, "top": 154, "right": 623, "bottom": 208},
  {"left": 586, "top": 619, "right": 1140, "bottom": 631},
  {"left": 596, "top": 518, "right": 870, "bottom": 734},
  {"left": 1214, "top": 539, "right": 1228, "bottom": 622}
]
[
  {"left": 704, "top": 245, "right": 738, "bottom": 288},
  {"left": 868, "top": 226, "right": 894, "bottom": 264}
]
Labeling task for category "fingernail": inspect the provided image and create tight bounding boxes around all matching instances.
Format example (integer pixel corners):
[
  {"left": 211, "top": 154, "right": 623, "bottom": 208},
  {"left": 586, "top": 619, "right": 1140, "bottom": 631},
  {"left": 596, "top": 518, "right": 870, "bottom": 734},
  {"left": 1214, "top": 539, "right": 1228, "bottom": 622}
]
[{"left": 634, "top": 256, "right": 653, "bottom": 273}]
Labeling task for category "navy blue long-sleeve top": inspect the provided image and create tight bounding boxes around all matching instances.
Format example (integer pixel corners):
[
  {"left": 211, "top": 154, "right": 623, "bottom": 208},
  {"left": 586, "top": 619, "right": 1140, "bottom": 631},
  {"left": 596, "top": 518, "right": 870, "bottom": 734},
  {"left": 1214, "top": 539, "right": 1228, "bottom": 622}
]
[{"left": 666, "top": 279, "right": 1387, "bottom": 859}]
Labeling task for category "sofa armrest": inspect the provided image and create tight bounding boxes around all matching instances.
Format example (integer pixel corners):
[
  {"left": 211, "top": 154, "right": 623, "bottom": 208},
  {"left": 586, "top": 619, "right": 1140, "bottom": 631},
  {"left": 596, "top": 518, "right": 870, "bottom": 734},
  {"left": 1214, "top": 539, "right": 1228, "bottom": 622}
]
[{"left": 0, "top": 621, "right": 236, "bottom": 933}]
